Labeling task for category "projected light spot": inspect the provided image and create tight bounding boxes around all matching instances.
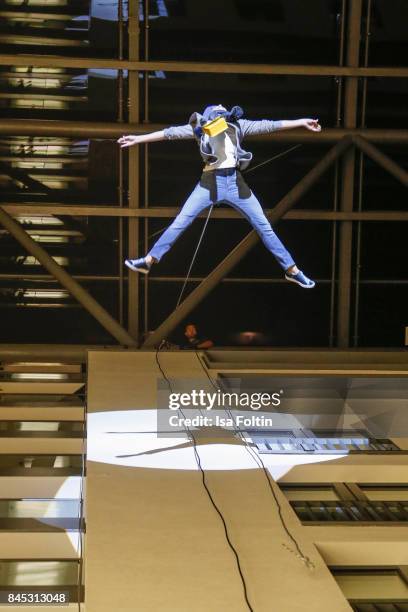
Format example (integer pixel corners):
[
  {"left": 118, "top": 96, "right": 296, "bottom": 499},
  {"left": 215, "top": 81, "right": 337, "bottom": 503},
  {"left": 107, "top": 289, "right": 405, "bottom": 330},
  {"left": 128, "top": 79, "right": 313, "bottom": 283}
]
[{"left": 87, "top": 410, "right": 347, "bottom": 476}]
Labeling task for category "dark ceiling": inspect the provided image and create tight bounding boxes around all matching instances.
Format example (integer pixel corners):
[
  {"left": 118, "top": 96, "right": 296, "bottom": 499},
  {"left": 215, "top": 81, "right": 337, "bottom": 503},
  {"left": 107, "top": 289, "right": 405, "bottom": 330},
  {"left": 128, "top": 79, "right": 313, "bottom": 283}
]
[{"left": 0, "top": 0, "right": 407, "bottom": 347}]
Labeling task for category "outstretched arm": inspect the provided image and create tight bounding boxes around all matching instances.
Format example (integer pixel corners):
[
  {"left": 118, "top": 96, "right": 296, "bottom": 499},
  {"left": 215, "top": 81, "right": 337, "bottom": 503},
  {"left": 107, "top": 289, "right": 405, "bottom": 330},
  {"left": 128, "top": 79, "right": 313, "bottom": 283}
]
[
  {"left": 196, "top": 339, "right": 214, "bottom": 349},
  {"left": 118, "top": 123, "right": 194, "bottom": 148},
  {"left": 117, "top": 130, "right": 166, "bottom": 148},
  {"left": 278, "top": 118, "right": 321, "bottom": 132},
  {"left": 239, "top": 117, "right": 321, "bottom": 137}
]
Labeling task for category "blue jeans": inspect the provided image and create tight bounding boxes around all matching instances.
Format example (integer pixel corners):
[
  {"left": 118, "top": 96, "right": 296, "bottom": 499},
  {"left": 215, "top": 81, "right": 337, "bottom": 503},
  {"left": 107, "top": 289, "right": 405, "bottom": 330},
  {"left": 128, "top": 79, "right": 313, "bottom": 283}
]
[{"left": 148, "top": 169, "right": 295, "bottom": 271}]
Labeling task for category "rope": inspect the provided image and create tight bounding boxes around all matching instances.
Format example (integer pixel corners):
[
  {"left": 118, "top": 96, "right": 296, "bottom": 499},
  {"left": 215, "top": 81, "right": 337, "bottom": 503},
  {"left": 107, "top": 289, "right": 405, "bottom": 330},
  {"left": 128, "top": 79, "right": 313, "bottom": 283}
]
[
  {"left": 243, "top": 144, "right": 302, "bottom": 175},
  {"left": 175, "top": 203, "right": 214, "bottom": 308}
]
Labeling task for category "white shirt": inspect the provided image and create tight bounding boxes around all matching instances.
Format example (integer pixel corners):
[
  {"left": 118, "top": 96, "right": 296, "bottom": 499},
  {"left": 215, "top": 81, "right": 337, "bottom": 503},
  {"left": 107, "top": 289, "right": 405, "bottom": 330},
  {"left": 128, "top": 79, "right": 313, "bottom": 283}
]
[{"left": 203, "top": 131, "right": 237, "bottom": 172}]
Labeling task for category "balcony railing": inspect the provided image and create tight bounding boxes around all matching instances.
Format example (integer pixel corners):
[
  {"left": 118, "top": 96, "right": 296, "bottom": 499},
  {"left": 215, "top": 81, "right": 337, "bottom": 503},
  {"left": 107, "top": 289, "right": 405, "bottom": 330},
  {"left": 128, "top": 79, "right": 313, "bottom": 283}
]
[
  {"left": 350, "top": 601, "right": 408, "bottom": 611},
  {"left": 249, "top": 434, "right": 400, "bottom": 454}
]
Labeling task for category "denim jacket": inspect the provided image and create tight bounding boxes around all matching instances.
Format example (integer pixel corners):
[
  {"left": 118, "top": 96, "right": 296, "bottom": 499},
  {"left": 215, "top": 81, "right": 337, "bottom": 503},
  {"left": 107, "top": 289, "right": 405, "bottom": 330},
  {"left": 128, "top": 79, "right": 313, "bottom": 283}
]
[{"left": 163, "top": 114, "right": 283, "bottom": 171}]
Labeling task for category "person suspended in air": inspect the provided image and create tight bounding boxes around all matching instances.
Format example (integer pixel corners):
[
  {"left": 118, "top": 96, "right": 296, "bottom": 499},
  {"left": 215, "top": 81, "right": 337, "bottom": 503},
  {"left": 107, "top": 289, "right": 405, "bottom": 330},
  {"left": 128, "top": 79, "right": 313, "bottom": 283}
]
[{"left": 118, "top": 104, "right": 321, "bottom": 288}]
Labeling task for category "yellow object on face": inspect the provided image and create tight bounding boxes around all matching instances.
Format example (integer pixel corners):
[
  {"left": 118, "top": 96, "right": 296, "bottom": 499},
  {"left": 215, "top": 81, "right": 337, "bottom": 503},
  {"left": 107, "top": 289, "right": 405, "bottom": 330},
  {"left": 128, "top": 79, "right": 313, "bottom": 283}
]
[{"left": 202, "top": 116, "right": 228, "bottom": 137}]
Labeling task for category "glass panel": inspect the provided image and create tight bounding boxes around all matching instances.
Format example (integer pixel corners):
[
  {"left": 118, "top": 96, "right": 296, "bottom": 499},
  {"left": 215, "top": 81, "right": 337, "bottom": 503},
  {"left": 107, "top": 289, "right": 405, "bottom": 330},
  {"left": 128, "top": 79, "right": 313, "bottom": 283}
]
[
  {"left": 0, "top": 66, "right": 120, "bottom": 121},
  {"left": 0, "top": 422, "right": 83, "bottom": 433},
  {"left": 0, "top": 561, "right": 79, "bottom": 586},
  {"left": 334, "top": 572, "right": 408, "bottom": 600},
  {"left": 282, "top": 487, "right": 340, "bottom": 501},
  {"left": 307, "top": 502, "right": 332, "bottom": 520},
  {"left": 362, "top": 488, "right": 408, "bottom": 502},
  {"left": 0, "top": 455, "right": 82, "bottom": 469},
  {"left": 289, "top": 502, "right": 312, "bottom": 521},
  {"left": 18, "top": 423, "right": 59, "bottom": 431},
  {"left": 359, "top": 285, "right": 408, "bottom": 348},
  {"left": 148, "top": 0, "right": 341, "bottom": 65},
  {"left": 368, "top": 0, "right": 407, "bottom": 68},
  {"left": 365, "top": 79, "right": 408, "bottom": 130},
  {"left": 0, "top": 500, "right": 79, "bottom": 519},
  {"left": 0, "top": 1, "right": 120, "bottom": 58},
  {"left": 384, "top": 503, "right": 407, "bottom": 521}
]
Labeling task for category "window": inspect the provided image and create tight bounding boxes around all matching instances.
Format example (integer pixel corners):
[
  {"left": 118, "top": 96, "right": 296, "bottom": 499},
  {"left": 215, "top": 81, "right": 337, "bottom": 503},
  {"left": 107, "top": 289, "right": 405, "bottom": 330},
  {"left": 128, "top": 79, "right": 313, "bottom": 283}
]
[
  {"left": 280, "top": 485, "right": 340, "bottom": 501},
  {"left": 0, "top": 560, "right": 83, "bottom": 602},
  {"left": 360, "top": 485, "right": 408, "bottom": 502},
  {"left": 0, "top": 500, "right": 79, "bottom": 519},
  {"left": 331, "top": 567, "right": 408, "bottom": 611},
  {"left": 280, "top": 483, "right": 408, "bottom": 523},
  {"left": 0, "top": 455, "right": 82, "bottom": 475},
  {"left": 0, "top": 421, "right": 84, "bottom": 437},
  {"left": 234, "top": 0, "right": 284, "bottom": 22},
  {"left": 0, "top": 500, "right": 82, "bottom": 531}
]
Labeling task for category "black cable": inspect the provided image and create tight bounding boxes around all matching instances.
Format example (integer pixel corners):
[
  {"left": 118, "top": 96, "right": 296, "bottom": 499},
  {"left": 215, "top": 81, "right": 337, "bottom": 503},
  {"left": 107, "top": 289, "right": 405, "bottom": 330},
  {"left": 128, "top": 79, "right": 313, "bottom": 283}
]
[
  {"left": 150, "top": 143, "right": 311, "bottom": 603},
  {"left": 155, "top": 346, "right": 255, "bottom": 612},
  {"left": 187, "top": 420, "right": 255, "bottom": 612},
  {"left": 154, "top": 341, "right": 173, "bottom": 391},
  {"left": 176, "top": 203, "right": 214, "bottom": 308},
  {"left": 193, "top": 350, "right": 314, "bottom": 569}
]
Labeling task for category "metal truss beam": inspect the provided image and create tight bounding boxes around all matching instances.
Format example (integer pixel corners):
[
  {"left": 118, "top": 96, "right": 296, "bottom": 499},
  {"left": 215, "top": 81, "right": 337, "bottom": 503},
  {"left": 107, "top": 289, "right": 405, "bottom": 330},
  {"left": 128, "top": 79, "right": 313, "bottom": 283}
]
[
  {"left": 127, "top": 0, "right": 140, "bottom": 341},
  {"left": 0, "top": 206, "right": 137, "bottom": 346},
  {"left": 143, "top": 137, "right": 353, "bottom": 347},
  {"left": 353, "top": 135, "right": 408, "bottom": 187},
  {"left": 0, "top": 345, "right": 406, "bottom": 367},
  {"left": 0, "top": 273, "right": 405, "bottom": 285},
  {"left": 0, "top": 162, "right": 52, "bottom": 193},
  {"left": 2, "top": 204, "right": 408, "bottom": 222},
  {"left": 337, "top": 0, "right": 362, "bottom": 349},
  {"left": 0, "top": 54, "right": 406, "bottom": 77},
  {"left": 0, "top": 119, "right": 408, "bottom": 143}
]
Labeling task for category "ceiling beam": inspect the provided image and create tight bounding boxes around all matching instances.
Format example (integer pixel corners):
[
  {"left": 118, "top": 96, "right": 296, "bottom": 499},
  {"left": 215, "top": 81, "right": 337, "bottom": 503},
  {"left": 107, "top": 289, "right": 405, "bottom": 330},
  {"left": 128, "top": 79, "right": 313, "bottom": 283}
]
[
  {"left": 337, "top": 0, "right": 363, "bottom": 349},
  {"left": 0, "top": 55, "right": 406, "bottom": 77},
  {"left": 2, "top": 204, "right": 408, "bottom": 221},
  {"left": 0, "top": 120, "right": 407, "bottom": 144}
]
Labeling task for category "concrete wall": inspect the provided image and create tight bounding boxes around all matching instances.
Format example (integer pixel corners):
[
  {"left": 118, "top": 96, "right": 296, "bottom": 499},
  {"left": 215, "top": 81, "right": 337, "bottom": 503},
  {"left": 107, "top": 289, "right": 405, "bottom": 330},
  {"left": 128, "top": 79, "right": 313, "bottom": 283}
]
[{"left": 86, "top": 350, "right": 354, "bottom": 612}]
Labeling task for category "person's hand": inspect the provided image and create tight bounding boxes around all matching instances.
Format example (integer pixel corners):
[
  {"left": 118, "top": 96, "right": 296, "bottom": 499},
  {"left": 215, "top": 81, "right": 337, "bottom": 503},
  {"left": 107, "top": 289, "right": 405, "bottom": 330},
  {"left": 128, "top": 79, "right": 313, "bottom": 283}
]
[
  {"left": 302, "top": 118, "right": 321, "bottom": 132},
  {"left": 117, "top": 134, "right": 143, "bottom": 148}
]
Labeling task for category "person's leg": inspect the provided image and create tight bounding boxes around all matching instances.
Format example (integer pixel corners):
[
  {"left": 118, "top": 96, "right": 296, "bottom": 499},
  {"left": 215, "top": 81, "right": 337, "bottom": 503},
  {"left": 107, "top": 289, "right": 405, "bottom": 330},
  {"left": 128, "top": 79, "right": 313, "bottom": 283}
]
[
  {"left": 148, "top": 182, "right": 212, "bottom": 261},
  {"left": 125, "top": 181, "right": 212, "bottom": 272},
  {"left": 227, "top": 173, "right": 315, "bottom": 287},
  {"left": 228, "top": 188, "right": 295, "bottom": 271}
]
